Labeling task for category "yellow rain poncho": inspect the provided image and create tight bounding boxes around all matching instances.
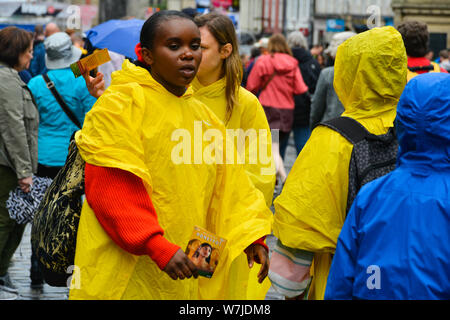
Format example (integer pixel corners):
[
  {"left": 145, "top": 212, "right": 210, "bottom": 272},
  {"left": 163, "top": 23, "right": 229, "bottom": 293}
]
[
  {"left": 69, "top": 60, "right": 273, "bottom": 300},
  {"left": 192, "top": 77, "right": 276, "bottom": 299},
  {"left": 272, "top": 27, "right": 407, "bottom": 300},
  {"left": 192, "top": 77, "right": 276, "bottom": 207}
]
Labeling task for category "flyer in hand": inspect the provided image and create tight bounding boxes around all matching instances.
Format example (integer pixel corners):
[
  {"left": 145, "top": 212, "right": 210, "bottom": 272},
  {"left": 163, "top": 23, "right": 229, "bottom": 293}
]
[
  {"left": 70, "top": 48, "right": 111, "bottom": 77},
  {"left": 185, "top": 226, "right": 227, "bottom": 278}
]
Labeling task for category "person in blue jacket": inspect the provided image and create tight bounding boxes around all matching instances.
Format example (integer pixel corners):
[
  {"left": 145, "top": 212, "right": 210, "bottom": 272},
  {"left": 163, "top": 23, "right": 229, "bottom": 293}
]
[
  {"left": 28, "top": 32, "right": 96, "bottom": 179},
  {"left": 324, "top": 72, "right": 450, "bottom": 300},
  {"left": 27, "top": 32, "right": 96, "bottom": 287}
]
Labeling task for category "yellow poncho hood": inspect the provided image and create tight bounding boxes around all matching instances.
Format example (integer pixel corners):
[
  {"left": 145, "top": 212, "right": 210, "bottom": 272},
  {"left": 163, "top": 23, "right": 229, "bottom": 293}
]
[
  {"left": 335, "top": 26, "right": 407, "bottom": 124},
  {"left": 70, "top": 60, "right": 273, "bottom": 300},
  {"left": 272, "top": 27, "right": 407, "bottom": 299}
]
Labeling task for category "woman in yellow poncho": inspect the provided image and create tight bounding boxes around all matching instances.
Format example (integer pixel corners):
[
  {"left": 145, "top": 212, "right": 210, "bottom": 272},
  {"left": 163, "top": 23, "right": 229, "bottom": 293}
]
[
  {"left": 267, "top": 27, "right": 407, "bottom": 300},
  {"left": 192, "top": 13, "right": 275, "bottom": 300},
  {"left": 69, "top": 10, "right": 272, "bottom": 300},
  {"left": 82, "top": 12, "right": 276, "bottom": 300}
]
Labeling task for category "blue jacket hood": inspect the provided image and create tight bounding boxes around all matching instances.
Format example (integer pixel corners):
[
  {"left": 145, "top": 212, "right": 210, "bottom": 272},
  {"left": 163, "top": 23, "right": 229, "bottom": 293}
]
[{"left": 396, "top": 73, "right": 450, "bottom": 170}]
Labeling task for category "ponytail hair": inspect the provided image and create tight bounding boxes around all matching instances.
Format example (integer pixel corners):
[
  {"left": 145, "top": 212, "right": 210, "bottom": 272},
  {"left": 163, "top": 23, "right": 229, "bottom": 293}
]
[{"left": 195, "top": 13, "right": 242, "bottom": 123}]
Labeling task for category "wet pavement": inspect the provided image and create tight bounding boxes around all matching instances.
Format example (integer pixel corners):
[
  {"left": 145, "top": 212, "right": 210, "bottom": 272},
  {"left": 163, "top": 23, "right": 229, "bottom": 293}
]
[{"left": 7, "top": 134, "right": 298, "bottom": 300}]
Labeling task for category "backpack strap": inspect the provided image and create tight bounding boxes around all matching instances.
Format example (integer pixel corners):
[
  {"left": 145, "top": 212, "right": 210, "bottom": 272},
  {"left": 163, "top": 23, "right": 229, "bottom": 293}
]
[
  {"left": 320, "top": 116, "right": 370, "bottom": 144},
  {"left": 42, "top": 74, "right": 82, "bottom": 129}
]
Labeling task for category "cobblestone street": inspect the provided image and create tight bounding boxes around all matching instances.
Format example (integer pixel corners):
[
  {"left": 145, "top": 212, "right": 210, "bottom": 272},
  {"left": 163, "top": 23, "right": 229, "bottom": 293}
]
[{"left": 8, "top": 135, "right": 298, "bottom": 300}]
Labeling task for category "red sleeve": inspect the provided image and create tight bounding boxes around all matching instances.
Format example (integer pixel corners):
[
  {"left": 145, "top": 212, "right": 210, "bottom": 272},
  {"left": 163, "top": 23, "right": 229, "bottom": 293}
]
[
  {"left": 246, "top": 236, "right": 269, "bottom": 253},
  {"left": 84, "top": 163, "right": 180, "bottom": 270}
]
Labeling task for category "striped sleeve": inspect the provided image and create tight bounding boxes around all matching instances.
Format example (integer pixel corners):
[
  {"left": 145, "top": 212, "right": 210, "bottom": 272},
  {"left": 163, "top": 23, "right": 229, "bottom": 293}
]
[{"left": 268, "top": 239, "right": 313, "bottom": 298}]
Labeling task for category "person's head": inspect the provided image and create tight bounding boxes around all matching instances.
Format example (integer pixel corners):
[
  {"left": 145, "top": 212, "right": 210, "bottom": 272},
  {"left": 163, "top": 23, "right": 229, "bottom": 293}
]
[
  {"left": 256, "top": 37, "right": 269, "bottom": 54},
  {"left": 268, "top": 33, "right": 292, "bottom": 56},
  {"left": 34, "top": 24, "right": 44, "bottom": 42},
  {"left": 250, "top": 46, "right": 261, "bottom": 59},
  {"left": 324, "top": 31, "right": 357, "bottom": 60},
  {"left": 181, "top": 7, "right": 199, "bottom": 19},
  {"left": 44, "top": 32, "right": 82, "bottom": 70},
  {"left": 139, "top": 10, "right": 202, "bottom": 97},
  {"left": 194, "top": 12, "right": 242, "bottom": 122},
  {"left": 397, "top": 21, "right": 429, "bottom": 57},
  {"left": 44, "top": 22, "right": 61, "bottom": 38},
  {"left": 333, "top": 26, "right": 407, "bottom": 117},
  {"left": 197, "top": 243, "right": 212, "bottom": 263},
  {"left": 396, "top": 73, "right": 450, "bottom": 169},
  {"left": 0, "top": 26, "right": 33, "bottom": 71},
  {"left": 70, "top": 33, "right": 85, "bottom": 49},
  {"left": 287, "top": 31, "right": 308, "bottom": 50},
  {"left": 439, "top": 49, "right": 449, "bottom": 61}
]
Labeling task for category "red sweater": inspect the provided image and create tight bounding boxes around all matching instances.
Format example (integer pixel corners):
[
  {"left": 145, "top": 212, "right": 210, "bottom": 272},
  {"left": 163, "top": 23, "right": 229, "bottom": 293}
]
[
  {"left": 84, "top": 164, "right": 268, "bottom": 270},
  {"left": 84, "top": 163, "right": 180, "bottom": 270}
]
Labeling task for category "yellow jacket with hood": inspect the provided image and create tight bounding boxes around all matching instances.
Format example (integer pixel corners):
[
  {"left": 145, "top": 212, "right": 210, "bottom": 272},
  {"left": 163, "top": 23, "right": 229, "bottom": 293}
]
[
  {"left": 69, "top": 60, "right": 273, "bottom": 300},
  {"left": 272, "top": 26, "right": 407, "bottom": 300}
]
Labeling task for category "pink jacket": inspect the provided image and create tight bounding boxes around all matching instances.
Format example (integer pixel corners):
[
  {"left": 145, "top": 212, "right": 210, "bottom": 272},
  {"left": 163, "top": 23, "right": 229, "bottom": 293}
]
[{"left": 246, "top": 53, "right": 308, "bottom": 110}]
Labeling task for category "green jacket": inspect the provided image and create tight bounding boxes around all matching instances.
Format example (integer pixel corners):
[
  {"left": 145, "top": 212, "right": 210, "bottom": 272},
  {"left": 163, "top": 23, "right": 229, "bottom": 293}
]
[{"left": 0, "top": 62, "right": 39, "bottom": 179}]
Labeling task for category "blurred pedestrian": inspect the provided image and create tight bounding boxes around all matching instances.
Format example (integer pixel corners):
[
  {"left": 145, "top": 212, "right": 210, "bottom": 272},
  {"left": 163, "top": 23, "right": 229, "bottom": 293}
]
[
  {"left": 242, "top": 46, "right": 261, "bottom": 87},
  {"left": 28, "top": 32, "right": 96, "bottom": 186},
  {"left": 309, "top": 32, "right": 356, "bottom": 130},
  {"left": 0, "top": 27, "right": 38, "bottom": 300},
  {"left": 69, "top": 10, "right": 272, "bottom": 300},
  {"left": 246, "top": 33, "right": 308, "bottom": 185},
  {"left": 27, "top": 32, "right": 97, "bottom": 288},
  {"left": 439, "top": 49, "right": 450, "bottom": 72},
  {"left": 285, "top": 31, "right": 321, "bottom": 156},
  {"left": 325, "top": 72, "right": 450, "bottom": 300},
  {"left": 28, "top": 25, "right": 47, "bottom": 77},
  {"left": 44, "top": 22, "right": 60, "bottom": 38},
  {"left": 397, "top": 20, "right": 448, "bottom": 81},
  {"left": 268, "top": 26, "right": 407, "bottom": 300}
]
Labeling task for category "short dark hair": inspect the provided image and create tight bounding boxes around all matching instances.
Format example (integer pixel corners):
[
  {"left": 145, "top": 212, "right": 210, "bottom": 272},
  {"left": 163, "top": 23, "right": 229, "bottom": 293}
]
[
  {"left": 0, "top": 26, "right": 33, "bottom": 68},
  {"left": 140, "top": 10, "right": 194, "bottom": 50},
  {"left": 439, "top": 49, "right": 449, "bottom": 59},
  {"left": 397, "top": 21, "right": 429, "bottom": 57}
]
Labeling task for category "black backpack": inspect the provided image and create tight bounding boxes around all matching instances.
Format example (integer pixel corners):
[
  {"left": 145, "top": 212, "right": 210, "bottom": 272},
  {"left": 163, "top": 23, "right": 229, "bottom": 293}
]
[
  {"left": 31, "top": 136, "right": 85, "bottom": 287},
  {"left": 320, "top": 116, "right": 398, "bottom": 214}
]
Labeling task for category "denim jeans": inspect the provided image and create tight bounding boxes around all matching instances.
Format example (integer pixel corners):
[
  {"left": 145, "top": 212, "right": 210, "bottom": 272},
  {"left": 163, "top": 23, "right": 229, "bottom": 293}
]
[{"left": 279, "top": 126, "right": 311, "bottom": 159}]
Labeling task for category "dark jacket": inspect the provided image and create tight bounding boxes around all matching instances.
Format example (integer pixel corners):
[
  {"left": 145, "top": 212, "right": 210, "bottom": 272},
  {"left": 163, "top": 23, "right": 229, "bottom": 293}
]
[{"left": 291, "top": 47, "right": 321, "bottom": 127}]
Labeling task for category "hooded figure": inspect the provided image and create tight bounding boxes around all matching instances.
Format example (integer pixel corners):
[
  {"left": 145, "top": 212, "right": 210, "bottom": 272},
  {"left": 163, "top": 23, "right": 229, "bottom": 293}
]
[
  {"left": 325, "top": 73, "right": 450, "bottom": 300},
  {"left": 268, "top": 27, "right": 407, "bottom": 300}
]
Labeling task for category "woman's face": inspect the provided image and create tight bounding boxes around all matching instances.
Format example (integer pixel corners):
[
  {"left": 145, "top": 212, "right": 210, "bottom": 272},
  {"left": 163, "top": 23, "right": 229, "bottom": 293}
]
[
  {"left": 15, "top": 43, "right": 33, "bottom": 72},
  {"left": 199, "top": 245, "right": 211, "bottom": 258},
  {"left": 143, "top": 18, "right": 202, "bottom": 96},
  {"left": 196, "top": 26, "right": 223, "bottom": 81}
]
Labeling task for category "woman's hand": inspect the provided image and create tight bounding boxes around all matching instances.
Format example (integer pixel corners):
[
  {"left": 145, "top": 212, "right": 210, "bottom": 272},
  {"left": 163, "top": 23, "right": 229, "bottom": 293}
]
[
  {"left": 18, "top": 176, "right": 33, "bottom": 193},
  {"left": 245, "top": 243, "right": 269, "bottom": 283},
  {"left": 82, "top": 71, "right": 105, "bottom": 99},
  {"left": 163, "top": 248, "right": 198, "bottom": 280}
]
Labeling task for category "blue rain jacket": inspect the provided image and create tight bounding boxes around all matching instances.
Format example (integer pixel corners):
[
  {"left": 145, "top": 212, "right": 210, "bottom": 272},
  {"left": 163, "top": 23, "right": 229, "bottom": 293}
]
[
  {"left": 28, "top": 68, "right": 96, "bottom": 167},
  {"left": 325, "top": 73, "right": 450, "bottom": 300}
]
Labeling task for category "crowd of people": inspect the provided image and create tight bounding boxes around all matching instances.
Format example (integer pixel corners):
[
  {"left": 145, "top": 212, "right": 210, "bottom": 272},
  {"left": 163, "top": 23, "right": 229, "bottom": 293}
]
[{"left": 0, "top": 10, "right": 448, "bottom": 300}]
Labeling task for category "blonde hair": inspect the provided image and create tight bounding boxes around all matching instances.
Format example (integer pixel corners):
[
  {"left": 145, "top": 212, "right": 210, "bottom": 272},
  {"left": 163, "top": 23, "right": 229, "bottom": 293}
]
[
  {"left": 268, "top": 33, "right": 292, "bottom": 56},
  {"left": 195, "top": 13, "right": 242, "bottom": 123}
]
